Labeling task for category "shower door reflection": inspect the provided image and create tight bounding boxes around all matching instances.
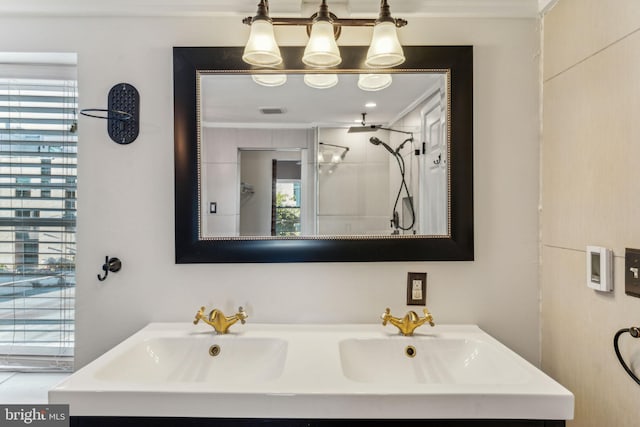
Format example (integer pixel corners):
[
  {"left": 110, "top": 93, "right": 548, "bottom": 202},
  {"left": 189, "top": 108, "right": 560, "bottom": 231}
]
[{"left": 316, "top": 78, "right": 448, "bottom": 236}]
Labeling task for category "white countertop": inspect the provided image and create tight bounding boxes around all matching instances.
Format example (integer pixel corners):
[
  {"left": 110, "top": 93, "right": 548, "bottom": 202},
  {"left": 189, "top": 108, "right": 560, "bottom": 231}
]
[{"left": 49, "top": 323, "right": 574, "bottom": 420}]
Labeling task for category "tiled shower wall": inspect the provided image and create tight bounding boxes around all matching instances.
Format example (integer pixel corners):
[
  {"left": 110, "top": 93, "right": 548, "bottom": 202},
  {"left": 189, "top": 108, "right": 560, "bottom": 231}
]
[{"left": 541, "top": 1, "right": 640, "bottom": 425}]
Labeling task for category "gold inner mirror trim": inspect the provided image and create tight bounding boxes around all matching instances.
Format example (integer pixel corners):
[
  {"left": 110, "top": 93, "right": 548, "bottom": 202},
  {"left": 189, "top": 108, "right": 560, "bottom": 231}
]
[{"left": 196, "top": 69, "right": 452, "bottom": 241}]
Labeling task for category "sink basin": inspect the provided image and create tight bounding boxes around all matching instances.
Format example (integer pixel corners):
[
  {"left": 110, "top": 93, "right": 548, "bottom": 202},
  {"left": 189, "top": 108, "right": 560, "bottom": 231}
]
[
  {"left": 94, "top": 335, "right": 288, "bottom": 384},
  {"left": 339, "top": 337, "right": 531, "bottom": 384}
]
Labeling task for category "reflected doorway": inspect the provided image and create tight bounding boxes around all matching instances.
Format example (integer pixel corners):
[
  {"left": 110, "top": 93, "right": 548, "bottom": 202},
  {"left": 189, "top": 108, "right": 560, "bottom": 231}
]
[{"left": 239, "top": 150, "right": 304, "bottom": 237}]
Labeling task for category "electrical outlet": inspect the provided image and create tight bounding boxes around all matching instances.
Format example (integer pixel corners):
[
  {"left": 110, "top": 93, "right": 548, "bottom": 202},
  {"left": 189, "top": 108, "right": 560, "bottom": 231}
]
[{"left": 407, "top": 272, "right": 427, "bottom": 306}]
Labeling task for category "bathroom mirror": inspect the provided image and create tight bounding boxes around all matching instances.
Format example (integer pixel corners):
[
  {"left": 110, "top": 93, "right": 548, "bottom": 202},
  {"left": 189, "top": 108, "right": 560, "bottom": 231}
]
[
  {"left": 174, "top": 46, "right": 473, "bottom": 262},
  {"left": 201, "top": 72, "right": 447, "bottom": 238}
]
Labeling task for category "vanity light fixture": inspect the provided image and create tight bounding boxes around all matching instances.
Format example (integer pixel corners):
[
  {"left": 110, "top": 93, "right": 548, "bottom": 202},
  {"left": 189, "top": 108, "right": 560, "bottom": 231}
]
[
  {"left": 319, "top": 142, "right": 349, "bottom": 163},
  {"left": 242, "top": 0, "right": 283, "bottom": 67},
  {"left": 358, "top": 74, "right": 393, "bottom": 91},
  {"left": 365, "top": 1, "right": 406, "bottom": 68},
  {"left": 251, "top": 74, "right": 287, "bottom": 87},
  {"left": 302, "top": 1, "right": 342, "bottom": 68},
  {"left": 304, "top": 73, "right": 338, "bottom": 89},
  {"left": 242, "top": 0, "right": 407, "bottom": 69}
]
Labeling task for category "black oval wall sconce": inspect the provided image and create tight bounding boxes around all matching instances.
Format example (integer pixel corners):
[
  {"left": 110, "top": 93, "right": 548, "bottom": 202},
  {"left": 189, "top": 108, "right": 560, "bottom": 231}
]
[
  {"left": 80, "top": 83, "right": 140, "bottom": 145},
  {"left": 97, "top": 256, "right": 122, "bottom": 281}
]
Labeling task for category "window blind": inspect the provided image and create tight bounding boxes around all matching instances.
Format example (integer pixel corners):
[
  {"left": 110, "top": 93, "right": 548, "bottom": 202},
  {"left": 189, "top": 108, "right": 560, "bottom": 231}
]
[{"left": 0, "top": 70, "right": 77, "bottom": 371}]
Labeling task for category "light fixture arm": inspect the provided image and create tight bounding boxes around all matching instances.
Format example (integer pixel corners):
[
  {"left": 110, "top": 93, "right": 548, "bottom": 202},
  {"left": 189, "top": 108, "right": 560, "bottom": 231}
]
[
  {"left": 315, "top": 0, "right": 332, "bottom": 22},
  {"left": 319, "top": 141, "right": 349, "bottom": 152},
  {"left": 242, "top": 0, "right": 271, "bottom": 25},
  {"left": 376, "top": 0, "right": 395, "bottom": 24},
  {"left": 242, "top": 1, "right": 407, "bottom": 29}
]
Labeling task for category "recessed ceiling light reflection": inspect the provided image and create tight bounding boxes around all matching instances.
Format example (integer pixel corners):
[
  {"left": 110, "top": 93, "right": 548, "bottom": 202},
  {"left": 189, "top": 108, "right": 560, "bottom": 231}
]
[
  {"left": 251, "top": 74, "right": 287, "bottom": 87},
  {"left": 358, "top": 74, "right": 392, "bottom": 91},
  {"left": 365, "top": 102, "right": 377, "bottom": 108},
  {"left": 304, "top": 74, "right": 339, "bottom": 89}
]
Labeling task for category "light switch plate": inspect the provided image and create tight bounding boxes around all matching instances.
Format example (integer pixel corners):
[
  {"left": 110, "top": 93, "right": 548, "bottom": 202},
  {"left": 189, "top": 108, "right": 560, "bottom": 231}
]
[
  {"left": 625, "top": 248, "right": 640, "bottom": 298},
  {"left": 407, "top": 272, "right": 427, "bottom": 306}
]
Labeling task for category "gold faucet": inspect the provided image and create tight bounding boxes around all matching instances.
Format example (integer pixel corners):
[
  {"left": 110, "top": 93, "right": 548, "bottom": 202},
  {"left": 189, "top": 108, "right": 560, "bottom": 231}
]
[
  {"left": 193, "top": 306, "right": 247, "bottom": 334},
  {"left": 381, "top": 307, "right": 435, "bottom": 336}
]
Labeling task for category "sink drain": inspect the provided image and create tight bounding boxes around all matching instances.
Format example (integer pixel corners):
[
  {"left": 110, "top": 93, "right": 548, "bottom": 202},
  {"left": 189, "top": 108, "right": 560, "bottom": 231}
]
[
  {"left": 405, "top": 345, "right": 417, "bottom": 358},
  {"left": 209, "top": 344, "right": 221, "bottom": 357}
]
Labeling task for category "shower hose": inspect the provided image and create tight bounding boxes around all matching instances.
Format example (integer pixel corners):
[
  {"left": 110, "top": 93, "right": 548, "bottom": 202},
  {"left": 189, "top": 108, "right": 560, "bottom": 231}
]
[{"left": 613, "top": 326, "right": 640, "bottom": 386}]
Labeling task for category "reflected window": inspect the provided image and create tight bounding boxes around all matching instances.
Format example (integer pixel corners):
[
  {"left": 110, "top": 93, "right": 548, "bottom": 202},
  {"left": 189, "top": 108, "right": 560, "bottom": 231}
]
[
  {"left": 271, "top": 160, "right": 301, "bottom": 237},
  {"left": 274, "top": 180, "right": 301, "bottom": 236}
]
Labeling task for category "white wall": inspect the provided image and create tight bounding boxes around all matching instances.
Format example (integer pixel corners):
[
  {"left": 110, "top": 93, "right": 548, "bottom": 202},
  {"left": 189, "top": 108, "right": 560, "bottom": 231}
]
[{"left": 0, "top": 15, "right": 540, "bottom": 368}]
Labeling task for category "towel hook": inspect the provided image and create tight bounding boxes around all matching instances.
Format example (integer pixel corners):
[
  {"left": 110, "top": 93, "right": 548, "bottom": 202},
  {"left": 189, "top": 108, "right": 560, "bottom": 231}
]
[
  {"left": 614, "top": 326, "right": 640, "bottom": 386},
  {"left": 97, "top": 256, "right": 122, "bottom": 281}
]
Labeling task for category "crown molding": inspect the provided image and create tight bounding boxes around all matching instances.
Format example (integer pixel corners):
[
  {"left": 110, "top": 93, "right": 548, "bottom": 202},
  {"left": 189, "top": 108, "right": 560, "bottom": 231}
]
[
  {"left": 347, "top": 0, "right": 539, "bottom": 18},
  {"left": 0, "top": 0, "right": 543, "bottom": 18},
  {"left": 0, "top": 0, "right": 302, "bottom": 17},
  {"left": 538, "top": 0, "right": 559, "bottom": 15}
]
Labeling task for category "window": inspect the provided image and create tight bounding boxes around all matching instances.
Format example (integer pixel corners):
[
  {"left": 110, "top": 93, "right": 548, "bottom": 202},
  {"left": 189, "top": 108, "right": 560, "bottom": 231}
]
[
  {"left": 0, "top": 56, "right": 77, "bottom": 371},
  {"left": 15, "top": 189, "right": 30, "bottom": 198},
  {"left": 274, "top": 181, "right": 301, "bottom": 236}
]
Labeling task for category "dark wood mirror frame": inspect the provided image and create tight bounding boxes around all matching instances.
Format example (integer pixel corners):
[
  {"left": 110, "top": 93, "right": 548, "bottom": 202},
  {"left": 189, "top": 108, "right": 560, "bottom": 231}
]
[{"left": 173, "top": 46, "right": 473, "bottom": 263}]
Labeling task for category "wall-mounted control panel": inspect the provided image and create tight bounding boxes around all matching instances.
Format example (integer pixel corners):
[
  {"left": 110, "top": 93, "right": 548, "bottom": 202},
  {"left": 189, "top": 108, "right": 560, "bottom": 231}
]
[
  {"left": 586, "top": 246, "right": 613, "bottom": 292},
  {"left": 625, "top": 248, "right": 640, "bottom": 298},
  {"left": 407, "top": 272, "right": 427, "bottom": 306}
]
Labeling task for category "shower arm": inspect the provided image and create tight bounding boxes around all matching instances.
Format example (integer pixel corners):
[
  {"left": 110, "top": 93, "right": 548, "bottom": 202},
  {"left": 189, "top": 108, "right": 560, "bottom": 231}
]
[{"left": 394, "top": 137, "right": 414, "bottom": 154}]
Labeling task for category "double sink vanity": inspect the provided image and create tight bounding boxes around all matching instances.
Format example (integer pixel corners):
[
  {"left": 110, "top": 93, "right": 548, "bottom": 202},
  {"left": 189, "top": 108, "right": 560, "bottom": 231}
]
[
  {"left": 50, "top": 44, "right": 565, "bottom": 426},
  {"left": 49, "top": 309, "right": 573, "bottom": 426}
]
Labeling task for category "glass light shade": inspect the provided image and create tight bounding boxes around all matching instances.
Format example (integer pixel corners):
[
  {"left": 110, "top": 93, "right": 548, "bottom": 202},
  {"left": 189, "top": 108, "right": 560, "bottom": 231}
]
[
  {"left": 251, "top": 74, "right": 287, "bottom": 87},
  {"left": 304, "top": 74, "right": 338, "bottom": 89},
  {"left": 302, "top": 20, "right": 342, "bottom": 68},
  {"left": 358, "top": 74, "right": 393, "bottom": 91},
  {"left": 365, "top": 21, "right": 405, "bottom": 68},
  {"left": 242, "top": 19, "right": 283, "bottom": 67}
]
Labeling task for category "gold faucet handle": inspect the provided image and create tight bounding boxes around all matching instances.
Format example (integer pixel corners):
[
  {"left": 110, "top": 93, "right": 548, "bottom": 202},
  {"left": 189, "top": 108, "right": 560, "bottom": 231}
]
[
  {"left": 237, "top": 306, "right": 248, "bottom": 324},
  {"left": 193, "top": 306, "right": 206, "bottom": 325},
  {"left": 381, "top": 307, "right": 392, "bottom": 325},
  {"left": 424, "top": 308, "right": 435, "bottom": 327}
]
